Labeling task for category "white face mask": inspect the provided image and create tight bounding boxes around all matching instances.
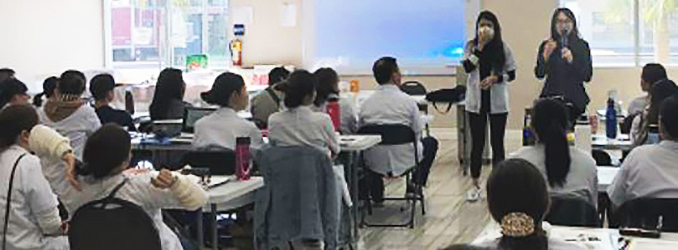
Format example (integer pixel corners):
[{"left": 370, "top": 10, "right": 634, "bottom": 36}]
[
  {"left": 560, "top": 23, "right": 573, "bottom": 35},
  {"left": 478, "top": 26, "right": 495, "bottom": 40}
]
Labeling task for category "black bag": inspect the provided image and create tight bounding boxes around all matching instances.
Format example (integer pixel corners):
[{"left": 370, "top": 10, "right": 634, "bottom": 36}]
[{"left": 425, "top": 85, "right": 466, "bottom": 113}]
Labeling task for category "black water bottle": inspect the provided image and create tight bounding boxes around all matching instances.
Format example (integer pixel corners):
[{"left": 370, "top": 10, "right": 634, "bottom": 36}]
[{"left": 125, "top": 90, "right": 134, "bottom": 115}]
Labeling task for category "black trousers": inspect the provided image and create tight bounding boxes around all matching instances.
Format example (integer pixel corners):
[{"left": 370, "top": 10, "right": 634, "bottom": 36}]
[
  {"left": 468, "top": 111, "right": 508, "bottom": 179},
  {"left": 360, "top": 137, "right": 439, "bottom": 202}
]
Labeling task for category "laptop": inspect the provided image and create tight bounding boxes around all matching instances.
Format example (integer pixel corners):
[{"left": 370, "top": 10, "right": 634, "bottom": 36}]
[{"left": 181, "top": 107, "right": 217, "bottom": 134}]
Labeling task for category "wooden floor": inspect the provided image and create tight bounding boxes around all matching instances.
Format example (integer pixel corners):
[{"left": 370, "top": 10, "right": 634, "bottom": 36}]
[{"left": 358, "top": 128, "right": 523, "bottom": 250}]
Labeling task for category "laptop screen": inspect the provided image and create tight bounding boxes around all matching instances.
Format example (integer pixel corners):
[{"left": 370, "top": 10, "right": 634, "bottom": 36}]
[{"left": 182, "top": 107, "right": 217, "bottom": 133}]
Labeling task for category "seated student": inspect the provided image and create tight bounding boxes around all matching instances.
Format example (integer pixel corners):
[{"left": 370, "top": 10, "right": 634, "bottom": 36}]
[
  {"left": 42, "top": 124, "right": 208, "bottom": 250},
  {"left": 359, "top": 57, "right": 439, "bottom": 201},
  {"left": 631, "top": 79, "right": 678, "bottom": 146},
  {"left": 268, "top": 70, "right": 339, "bottom": 157},
  {"left": 39, "top": 70, "right": 101, "bottom": 157},
  {"left": 193, "top": 72, "right": 263, "bottom": 150},
  {"left": 149, "top": 68, "right": 190, "bottom": 120},
  {"left": 251, "top": 67, "right": 289, "bottom": 129},
  {"left": 33, "top": 76, "right": 58, "bottom": 107},
  {"left": 474, "top": 159, "right": 586, "bottom": 250},
  {"left": 0, "top": 78, "right": 30, "bottom": 109},
  {"left": 89, "top": 73, "right": 137, "bottom": 131},
  {"left": 608, "top": 96, "right": 678, "bottom": 208},
  {"left": 0, "top": 105, "right": 68, "bottom": 250},
  {"left": 311, "top": 67, "right": 358, "bottom": 134},
  {"left": 628, "top": 64, "right": 666, "bottom": 116},
  {"left": 0, "top": 68, "right": 15, "bottom": 82},
  {"left": 511, "top": 99, "right": 598, "bottom": 207}
]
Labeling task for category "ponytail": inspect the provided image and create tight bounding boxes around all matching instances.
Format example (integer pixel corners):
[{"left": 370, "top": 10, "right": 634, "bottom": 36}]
[
  {"left": 532, "top": 99, "right": 571, "bottom": 187},
  {"left": 33, "top": 92, "right": 45, "bottom": 107}
]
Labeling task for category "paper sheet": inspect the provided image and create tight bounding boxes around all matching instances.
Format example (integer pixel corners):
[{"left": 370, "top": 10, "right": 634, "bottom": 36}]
[
  {"left": 233, "top": 6, "right": 253, "bottom": 24},
  {"left": 280, "top": 3, "right": 297, "bottom": 27}
]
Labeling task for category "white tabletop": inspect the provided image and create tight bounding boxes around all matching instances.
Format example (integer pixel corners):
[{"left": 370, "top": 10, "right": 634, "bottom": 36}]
[
  {"left": 598, "top": 166, "right": 620, "bottom": 192},
  {"left": 592, "top": 134, "right": 633, "bottom": 151},
  {"left": 202, "top": 176, "right": 264, "bottom": 212},
  {"left": 474, "top": 223, "right": 678, "bottom": 250}
]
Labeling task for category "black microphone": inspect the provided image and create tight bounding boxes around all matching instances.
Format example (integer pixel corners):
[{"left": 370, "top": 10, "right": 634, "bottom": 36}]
[{"left": 562, "top": 28, "right": 570, "bottom": 47}]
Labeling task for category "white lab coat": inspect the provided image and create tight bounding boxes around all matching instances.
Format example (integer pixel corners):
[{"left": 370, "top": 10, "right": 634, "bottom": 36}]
[
  {"left": 463, "top": 41, "right": 517, "bottom": 114},
  {"left": 268, "top": 106, "right": 339, "bottom": 157},
  {"left": 192, "top": 107, "right": 263, "bottom": 150}
]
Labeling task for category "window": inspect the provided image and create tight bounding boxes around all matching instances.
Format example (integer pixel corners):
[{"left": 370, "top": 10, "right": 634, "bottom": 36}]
[
  {"left": 561, "top": 0, "right": 678, "bottom": 66},
  {"left": 107, "top": 0, "right": 229, "bottom": 71}
]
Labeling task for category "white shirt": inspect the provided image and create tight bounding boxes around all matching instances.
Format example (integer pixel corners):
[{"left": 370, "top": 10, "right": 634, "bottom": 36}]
[
  {"left": 359, "top": 84, "right": 424, "bottom": 176},
  {"left": 607, "top": 140, "right": 678, "bottom": 207},
  {"left": 510, "top": 145, "right": 598, "bottom": 207},
  {"left": 474, "top": 236, "right": 586, "bottom": 250},
  {"left": 627, "top": 95, "right": 647, "bottom": 116},
  {"left": 38, "top": 105, "right": 101, "bottom": 158},
  {"left": 0, "top": 146, "right": 67, "bottom": 250},
  {"left": 268, "top": 106, "right": 339, "bottom": 156},
  {"left": 463, "top": 41, "right": 517, "bottom": 114},
  {"left": 192, "top": 107, "right": 263, "bottom": 150},
  {"left": 311, "top": 96, "right": 358, "bottom": 135}
]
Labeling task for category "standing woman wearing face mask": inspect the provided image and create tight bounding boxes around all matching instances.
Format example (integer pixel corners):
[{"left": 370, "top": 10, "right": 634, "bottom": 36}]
[
  {"left": 462, "top": 11, "right": 517, "bottom": 202},
  {"left": 536, "top": 8, "right": 593, "bottom": 127}
]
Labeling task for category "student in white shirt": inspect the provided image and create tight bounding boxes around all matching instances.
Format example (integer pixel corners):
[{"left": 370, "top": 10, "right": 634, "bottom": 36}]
[
  {"left": 630, "top": 78, "right": 678, "bottom": 146},
  {"left": 43, "top": 124, "right": 208, "bottom": 250},
  {"left": 608, "top": 96, "right": 678, "bottom": 208},
  {"left": 268, "top": 70, "right": 339, "bottom": 157},
  {"left": 511, "top": 99, "right": 598, "bottom": 207},
  {"left": 0, "top": 78, "right": 31, "bottom": 109},
  {"left": 462, "top": 11, "right": 517, "bottom": 201},
  {"left": 359, "top": 57, "right": 439, "bottom": 203},
  {"left": 0, "top": 105, "right": 68, "bottom": 250},
  {"left": 193, "top": 72, "right": 263, "bottom": 150},
  {"left": 38, "top": 70, "right": 102, "bottom": 158},
  {"left": 474, "top": 159, "right": 585, "bottom": 250},
  {"left": 312, "top": 67, "right": 358, "bottom": 134}
]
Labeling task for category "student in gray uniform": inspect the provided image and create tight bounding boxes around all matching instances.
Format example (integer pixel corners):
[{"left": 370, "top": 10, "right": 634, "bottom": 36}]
[{"left": 251, "top": 67, "right": 289, "bottom": 129}]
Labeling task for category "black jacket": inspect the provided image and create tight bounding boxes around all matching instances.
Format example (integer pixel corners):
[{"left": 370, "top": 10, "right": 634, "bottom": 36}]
[{"left": 535, "top": 38, "right": 593, "bottom": 110}]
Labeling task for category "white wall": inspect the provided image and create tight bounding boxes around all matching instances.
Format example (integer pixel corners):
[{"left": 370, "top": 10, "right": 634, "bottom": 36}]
[{"left": 0, "top": 0, "right": 105, "bottom": 91}]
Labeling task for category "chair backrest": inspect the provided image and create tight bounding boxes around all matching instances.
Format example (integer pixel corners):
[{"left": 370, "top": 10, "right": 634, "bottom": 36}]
[
  {"left": 617, "top": 198, "right": 678, "bottom": 232},
  {"left": 69, "top": 181, "right": 162, "bottom": 250},
  {"left": 545, "top": 196, "right": 599, "bottom": 227},
  {"left": 357, "top": 124, "right": 416, "bottom": 146},
  {"left": 592, "top": 149, "right": 612, "bottom": 166},
  {"left": 400, "top": 81, "right": 427, "bottom": 95},
  {"left": 180, "top": 148, "right": 236, "bottom": 175}
]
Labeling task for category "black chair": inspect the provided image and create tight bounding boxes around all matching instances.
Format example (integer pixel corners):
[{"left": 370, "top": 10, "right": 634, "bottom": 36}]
[
  {"left": 592, "top": 149, "right": 613, "bottom": 166},
  {"left": 614, "top": 198, "right": 678, "bottom": 232},
  {"left": 358, "top": 124, "right": 424, "bottom": 228},
  {"left": 545, "top": 197, "right": 600, "bottom": 227},
  {"left": 180, "top": 148, "right": 237, "bottom": 175},
  {"left": 69, "top": 180, "right": 162, "bottom": 250},
  {"left": 400, "top": 81, "right": 430, "bottom": 136}
]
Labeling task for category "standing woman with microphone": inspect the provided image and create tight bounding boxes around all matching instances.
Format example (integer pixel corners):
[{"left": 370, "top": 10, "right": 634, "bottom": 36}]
[
  {"left": 535, "top": 8, "right": 593, "bottom": 127},
  {"left": 462, "top": 11, "right": 517, "bottom": 202}
]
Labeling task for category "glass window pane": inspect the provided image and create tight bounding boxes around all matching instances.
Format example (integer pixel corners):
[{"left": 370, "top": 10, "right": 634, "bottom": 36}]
[
  {"left": 169, "top": 0, "right": 229, "bottom": 69},
  {"left": 639, "top": 0, "right": 678, "bottom": 65},
  {"left": 561, "top": 0, "right": 636, "bottom": 66},
  {"left": 111, "top": 0, "right": 163, "bottom": 70},
  {"left": 206, "top": 4, "right": 229, "bottom": 68}
]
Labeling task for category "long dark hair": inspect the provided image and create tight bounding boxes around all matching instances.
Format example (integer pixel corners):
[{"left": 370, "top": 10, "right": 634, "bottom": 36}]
[
  {"left": 0, "top": 104, "right": 39, "bottom": 151},
  {"left": 647, "top": 80, "right": 678, "bottom": 125},
  {"left": 532, "top": 99, "right": 571, "bottom": 187},
  {"left": 313, "top": 68, "right": 339, "bottom": 107},
  {"left": 276, "top": 70, "right": 316, "bottom": 109},
  {"left": 79, "top": 124, "right": 131, "bottom": 179},
  {"left": 33, "top": 76, "right": 58, "bottom": 107},
  {"left": 201, "top": 72, "right": 245, "bottom": 107},
  {"left": 487, "top": 159, "right": 549, "bottom": 250},
  {"left": 473, "top": 11, "right": 506, "bottom": 72},
  {"left": 150, "top": 68, "right": 185, "bottom": 120},
  {"left": 550, "top": 8, "right": 580, "bottom": 43}
]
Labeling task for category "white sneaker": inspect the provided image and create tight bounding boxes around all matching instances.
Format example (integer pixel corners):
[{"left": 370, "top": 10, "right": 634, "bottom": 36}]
[{"left": 466, "top": 186, "right": 482, "bottom": 202}]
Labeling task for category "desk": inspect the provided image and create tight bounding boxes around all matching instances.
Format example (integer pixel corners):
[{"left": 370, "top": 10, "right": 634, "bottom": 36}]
[
  {"left": 474, "top": 223, "right": 678, "bottom": 250},
  {"left": 196, "top": 177, "right": 264, "bottom": 250},
  {"left": 598, "top": 166, "right": 620, "bottom": 192},
  {"left": 592, "top": 134, "right": 633, "bottom": 151}
]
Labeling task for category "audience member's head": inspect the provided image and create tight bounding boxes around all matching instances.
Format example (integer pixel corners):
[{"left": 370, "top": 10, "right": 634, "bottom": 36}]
[
  {"left": 57, "top": 70, "right": 87, "bottom": 100},
  {"left": 313, "top": 67, "right": 340, "bottom": 107},
  {"left": 150, "top": 68, "right": 185, "bottom": 120},
  {"left": 90, "top": 73, "right": 118, "bottom": 102},
  {"left": 531, "top": 98, "right": 571, "bottom": 187},
  {"left": 474, "top": 11, "right": 505, "bottom": 71},
  {"left": 201, "top": 72, "right": 248, "bottom": 111},
  {"left": 646, "top": 80, "right": 678, "bottom": 125},
  {"left": 0, "top": 104, "right": 39, "bottom": 151},
  {"left": 487, "top": 159, "right": 549, "bottom": 250},
  {"left": 641, "top": 63, "right": 668, "bottom": 91},
  {"left": 372, "top": 57, "right": 401, "bottom": 86},
  {"left": 268, "top": 67, "right": 290, "bottom": 86},
  {"left": 660, "top": 96, "right": 678, "bottom": 141},
  {"left": 276, "top": 70, "right": 317, "bottom": 109},
  {"left": 550, "top": 8, "right": 579, "bottom": 42},
  {"left": 33, "top": 76, "right": 58, "bottom": 107},
  {"left": 0, "top": 68, "right": 16, "bottom": 83},
  {"left": 0, "top": 78, "right": 30, "bottom": 108},
  {"left": 79, "top": 124, "right": 131, "bottom": 179}
]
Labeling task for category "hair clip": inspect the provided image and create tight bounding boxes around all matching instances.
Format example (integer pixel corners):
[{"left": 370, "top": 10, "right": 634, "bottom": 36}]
[{"left": 501, "top": 212, "right": 535, "bottom": 237}]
